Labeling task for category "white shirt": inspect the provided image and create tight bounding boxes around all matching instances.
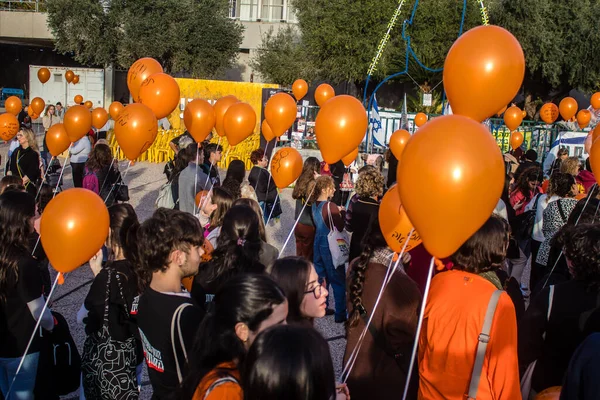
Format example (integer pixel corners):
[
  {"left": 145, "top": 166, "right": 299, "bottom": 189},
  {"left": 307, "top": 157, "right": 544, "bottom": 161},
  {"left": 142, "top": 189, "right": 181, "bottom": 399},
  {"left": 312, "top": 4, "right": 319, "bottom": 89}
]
[
  {"left": 526, "top": 194, "right": 560, "bottom": 242},
  {"left": 493, "top": 199, "right": 508, "bottom": 221}
]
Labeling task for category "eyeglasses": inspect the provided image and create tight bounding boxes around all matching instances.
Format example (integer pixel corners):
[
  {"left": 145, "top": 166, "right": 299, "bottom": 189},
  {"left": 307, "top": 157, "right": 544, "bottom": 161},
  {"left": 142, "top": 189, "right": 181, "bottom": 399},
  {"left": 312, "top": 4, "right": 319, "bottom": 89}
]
[{"left": 304, "top": 277, "right": 326, "bottom": 299}]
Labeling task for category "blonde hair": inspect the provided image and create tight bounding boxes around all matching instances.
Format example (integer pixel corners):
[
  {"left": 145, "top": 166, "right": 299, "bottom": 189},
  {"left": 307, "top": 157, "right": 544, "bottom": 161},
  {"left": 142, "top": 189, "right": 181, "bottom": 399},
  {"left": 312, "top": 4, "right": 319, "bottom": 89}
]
[
  {"left": 355, "top": 169, "right": 385, "bottom": 198},
  {"left": 20, "top": 129, "right": 39, "bottom": 152},
  {"left": 560, "top": 156, "right": 581, "bottom": 176}
]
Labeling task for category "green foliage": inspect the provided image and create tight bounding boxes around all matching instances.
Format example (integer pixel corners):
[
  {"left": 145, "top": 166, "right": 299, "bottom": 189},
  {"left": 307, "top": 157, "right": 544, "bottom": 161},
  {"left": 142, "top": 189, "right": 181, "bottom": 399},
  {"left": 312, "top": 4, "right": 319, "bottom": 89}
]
[
  {"left": 46, "top": 0, "right": 243, "bottom": 78},
  {"left": 405, "top": 90, "right": 443, "bottom": 114}
]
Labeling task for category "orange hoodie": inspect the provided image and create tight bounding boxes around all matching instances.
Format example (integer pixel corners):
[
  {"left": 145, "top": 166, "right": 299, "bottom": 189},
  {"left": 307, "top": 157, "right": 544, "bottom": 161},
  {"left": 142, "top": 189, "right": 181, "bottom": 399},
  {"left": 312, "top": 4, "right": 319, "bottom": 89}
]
[
  {"left": 418, "top": 270, "right": 520, "bottom": 400},
  {"left": 193, "top": 362, "right": 242, "bottom": 400}
]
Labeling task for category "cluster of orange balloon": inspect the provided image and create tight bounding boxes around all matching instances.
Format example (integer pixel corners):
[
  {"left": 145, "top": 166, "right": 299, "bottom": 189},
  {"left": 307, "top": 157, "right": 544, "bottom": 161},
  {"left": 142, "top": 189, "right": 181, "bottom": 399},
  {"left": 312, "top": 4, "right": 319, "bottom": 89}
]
[
  {"left": 397, "top": 25, "right": 523, "bottom": 258},
  {"left": 65, "top": 70, "right": 80, "bottom": 85}
]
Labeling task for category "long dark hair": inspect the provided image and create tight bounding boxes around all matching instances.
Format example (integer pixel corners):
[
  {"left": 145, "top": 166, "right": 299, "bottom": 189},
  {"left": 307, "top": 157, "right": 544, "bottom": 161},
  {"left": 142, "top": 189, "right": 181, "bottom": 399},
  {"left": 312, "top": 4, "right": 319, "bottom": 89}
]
[
  {"left": 347, "top": 215, "right": 388, "bottom": 328},
  {"left": 242, "top": 325, "right": 336, "bottom": 400},
  {"left": 233, "top": 198, "right": 266, "bottom": 241},
  {"left": 270, "top": 257, "right": 313, "bottom": 326},
  {"left": 107, "top": 204, "right": 144, "bottom": 292},
  {"left": 181, "top": 274, "right": 286, "bottom": 399},
  {"left": 208, "top": 187, "right": 233, "bottom": 230},
  {"left": 85, "top": 143, "right": 113, "bottom": 172},
  {"left": 201, "top": 205, "right": 265, "bottom": 284},
  {"left": 512, "top": 166, "right": 542, "bottom": 201},
  {"left": 292, "top": 157, "right": 320, "bottom": 200},
  {"left": 0, "top": 191, "right": 36, "bottom": 302},
  {"left": 222, "top": 160, "right": 246, "bottom": 200}
]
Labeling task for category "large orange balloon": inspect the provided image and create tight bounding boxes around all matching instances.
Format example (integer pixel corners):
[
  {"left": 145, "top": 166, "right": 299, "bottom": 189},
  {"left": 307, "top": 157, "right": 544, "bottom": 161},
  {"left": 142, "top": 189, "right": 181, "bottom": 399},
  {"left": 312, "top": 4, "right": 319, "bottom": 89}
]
[
  {"left": 27, "top": 107, "right": 35, "bottom": 117},
  {"left": 223, "top": 102, "right": 256, "bottom": 146},
  {"left": 5, "top": 96, "right": 22, "bottom": 115},
  {"left": 115, "top": 103, "right": 158, "bottom": 160},
  {"left": 379, "top": 184, "right": 422, "bottom": 253},
  {"left": 127, "top": 57, "right": 164, "bottom": 102},
  {"left": 270, "top": 147, "right": 303, "bottom": 188},
  {"left": 46, "top": 124, "right": 71, "bottom": 157},
  {"left": 292, "top": 79, "right": 308, "bottom": 101},
  {"left": 109, "top": 101, "right": 124, "bottom": 120},
  {"left": 443, "top": 25, "right": 525, "bottom": 122},
  {"left": 591, "top": 92, "right": 600, "bottom": 110},
  {"left": 414, "top": 112, "right": 428, "bottom": 127},
  {"left": 315, "top": 95, "right": 368, "bottom": 164},
  {"left": 315, "top": 84, "right": 335, "bottom": 106},
  {"left": 63, "top": 105, "right": 92, "bottom": 142},
  {"left": 84, "top": 101, "right": 93, "bottom": 109},
  {"left": 65, "top": 70, "right": 75, "bottom": 83},
  {"left": 38, "top": 68, "right": 51, "bottom": 84},
  {"left": 510, "top": 131, "right": 524, "bottom": 150},
  {"left": 30, "top": 97, "right": 45, "bottom": 115},
  {"left": 91, "top": 108, "right": 109, "bottom": 130},
  {"left": 40, "top": 188, "right": 109, "bottom": 274},
  {"left": 397, "top": 114, "right": 504, "bottom": 258},
  {"left": 72, "top": 75, "right": 80, "bottom": 84},
  {"left": 540, "top": 103, "right": 559, "bottom": 124},
  {"left": 577, "top": 109, "right": 591, "bottom": 129},
  {"left": 0, "top": 113, "right": 19, "bottom": 141},
  {"left": 261, "top": 120, "right": 275, "bottom": 142},
  {"left": 184, "top": 99, "right": 215, "bottom": 142},
  {"left": 74, "top": 95, "right": 83, "bottom": 104},
  {"left": 389, "top": 129, "right": 411, "bottom": 160},
  {"left": 504, "top": 106, "right": 523, "bottom": 131},
  {"left": 342, "top": 148, "right": 359, "bottom": 167},
  {"left": 559, "top": 97, "right": 578, "bottom": 121},
  {"left": 138, "top": 72, "right": 181, "bottom": 119},
  {"left": 534, "top": 386, "right": 561, "bottom": 400},
  {"left": 265, "top": 92, "right": 297, "bottom": 137},
  {"left": 214, "top": 95, "right": 239, "bottom": 137}
]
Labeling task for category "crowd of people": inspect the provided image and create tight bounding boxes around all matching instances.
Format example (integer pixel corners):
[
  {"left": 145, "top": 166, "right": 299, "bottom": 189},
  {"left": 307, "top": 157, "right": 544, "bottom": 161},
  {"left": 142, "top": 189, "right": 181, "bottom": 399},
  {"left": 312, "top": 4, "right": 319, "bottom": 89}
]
[{"left": 0, "top": 114, "right": 599, "bottom": 400}]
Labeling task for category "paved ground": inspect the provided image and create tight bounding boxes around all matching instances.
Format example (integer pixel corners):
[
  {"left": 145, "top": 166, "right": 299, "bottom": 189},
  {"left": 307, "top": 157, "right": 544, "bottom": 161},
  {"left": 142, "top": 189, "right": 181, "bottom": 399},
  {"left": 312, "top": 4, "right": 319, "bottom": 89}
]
[{"left": 1, "top": 129, "right": 347, "bottom": 399}]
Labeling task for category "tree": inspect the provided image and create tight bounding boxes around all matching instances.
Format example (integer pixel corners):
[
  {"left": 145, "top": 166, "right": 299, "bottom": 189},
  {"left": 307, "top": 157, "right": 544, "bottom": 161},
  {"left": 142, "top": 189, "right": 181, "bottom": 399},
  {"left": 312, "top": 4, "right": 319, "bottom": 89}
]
[{"left": 46, "top": 0, "right": 244, "bottom": 78}]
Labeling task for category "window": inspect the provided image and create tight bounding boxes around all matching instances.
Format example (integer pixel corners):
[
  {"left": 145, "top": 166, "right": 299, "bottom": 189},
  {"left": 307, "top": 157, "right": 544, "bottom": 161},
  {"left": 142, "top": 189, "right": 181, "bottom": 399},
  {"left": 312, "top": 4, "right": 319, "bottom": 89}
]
[
  {"left": 239, "top": 0, "right": 259, "bottom": 21},
  {"left": 286, "top": 5, "right": 298, "bottom": 22},
  {"left": 262, "top": 0, "right": 283, "bottom": 21},
  {"left": 229, "top": 0, "right": 237, "bottom": 18},
  {"left": 54, "top": 74, "right": 63, "bottom": 82}
]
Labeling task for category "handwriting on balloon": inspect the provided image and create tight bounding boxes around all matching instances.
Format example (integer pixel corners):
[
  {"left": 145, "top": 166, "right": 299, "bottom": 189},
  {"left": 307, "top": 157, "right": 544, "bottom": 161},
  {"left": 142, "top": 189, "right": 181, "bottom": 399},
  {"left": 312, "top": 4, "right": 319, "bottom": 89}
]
[
  {"left": 391, "top": 230, "right": 421, "bottom": 251},
  {"left": 117, "top": 112, "right": 131, "bottom": 127},
  {"left": 271, "top": 148, "right": 291, "bottom": 174}
]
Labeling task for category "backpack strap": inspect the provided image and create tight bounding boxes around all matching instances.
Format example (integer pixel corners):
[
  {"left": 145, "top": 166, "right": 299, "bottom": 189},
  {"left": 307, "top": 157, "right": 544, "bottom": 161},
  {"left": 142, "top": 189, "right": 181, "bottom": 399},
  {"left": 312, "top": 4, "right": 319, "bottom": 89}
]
[
  {"left": 171, "top": 303, "right": 192, "bottom": 383},
  {"left": 203, "top": 375, "right": 239, "bottom": 400},
  {"left": 467, "top": 290, "right": 504, "bottom": 400}
]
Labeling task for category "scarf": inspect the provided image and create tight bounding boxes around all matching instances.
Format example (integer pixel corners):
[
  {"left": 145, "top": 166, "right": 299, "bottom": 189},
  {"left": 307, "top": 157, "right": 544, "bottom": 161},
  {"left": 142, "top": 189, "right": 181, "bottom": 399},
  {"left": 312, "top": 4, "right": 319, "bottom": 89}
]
[{"left": 479, "top": 271, "right": 503, "bottom": 290}]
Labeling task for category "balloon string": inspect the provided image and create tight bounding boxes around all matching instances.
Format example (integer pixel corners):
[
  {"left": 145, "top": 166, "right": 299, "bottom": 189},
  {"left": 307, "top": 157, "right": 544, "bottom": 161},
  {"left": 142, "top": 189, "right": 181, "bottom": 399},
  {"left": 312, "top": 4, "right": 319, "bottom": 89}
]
[
  {"left": 265, "top": 192, "right": 279, "bottom": 226},
  {"left": 35, "top": 156, "right": 53, "bottom": 202},
  {"left": 202, "top": 136, "right": 223, "bottom": 190},
  {"left": 193, "top": 146, "right": 200, "bottom": 215},
  {"left": 341, "top": 228, "right": 414, "bottom": 382},
  {"left": 104, "top": 160, "right": 131, "bottom": 204},
  {"left": 401, "top": 257, "right": 435, "bottom": 400},
  {"left": 6, "top": 272, "right": 61, "bottom": 398},
  {"left": 278, "top": 185, "right": 316, "bottom": 258}
]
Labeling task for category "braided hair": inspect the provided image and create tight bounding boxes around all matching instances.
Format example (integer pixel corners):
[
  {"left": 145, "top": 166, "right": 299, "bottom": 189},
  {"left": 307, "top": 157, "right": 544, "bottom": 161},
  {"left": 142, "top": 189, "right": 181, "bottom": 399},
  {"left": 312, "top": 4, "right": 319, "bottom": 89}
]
[{"left": 347, "top": 215, "right": 388, "bottom": 328}]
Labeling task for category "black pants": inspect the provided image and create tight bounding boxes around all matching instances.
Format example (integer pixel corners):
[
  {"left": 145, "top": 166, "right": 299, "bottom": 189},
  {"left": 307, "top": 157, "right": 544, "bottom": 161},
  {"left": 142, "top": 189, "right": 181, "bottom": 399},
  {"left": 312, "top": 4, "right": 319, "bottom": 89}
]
[{"left": 71, "top": 162, "right": 85, "bottom": 188}]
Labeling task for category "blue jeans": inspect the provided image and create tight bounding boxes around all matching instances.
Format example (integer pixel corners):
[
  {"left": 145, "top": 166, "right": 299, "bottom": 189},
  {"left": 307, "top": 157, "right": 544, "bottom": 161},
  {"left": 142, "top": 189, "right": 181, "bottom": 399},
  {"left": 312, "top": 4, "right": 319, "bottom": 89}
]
[
  {"left": 313, "top": 235, "right": 347, "bottom": 320},
  {"left": 0, "top": 352, "right": 40, "bottom": 400}
]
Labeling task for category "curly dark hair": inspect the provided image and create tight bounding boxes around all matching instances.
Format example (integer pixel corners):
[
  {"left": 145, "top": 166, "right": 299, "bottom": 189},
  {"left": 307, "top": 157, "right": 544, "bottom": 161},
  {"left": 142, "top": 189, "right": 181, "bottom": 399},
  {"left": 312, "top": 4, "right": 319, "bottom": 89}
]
[
  {"left": 513, "top": 165, "right": 542, "bottom": 201},
  {"left": 310, "top": 175, "right": 335, "bottom": 203},
  {"left": 292, "top": 157, "right": 320, "bottom": 200},
  {"left": 563, "top": 224, "right": 600, "bottom": 288},
  {"left": 85, "top": 143, "right": 114, "bottom": 172},
  {"left": 451, "top": 215, "right": 510, "bottom": 274},
  {"left": 547, "top": 172, "right": 577, "bottom": 198},
  {"left": 250, "top": 149, "right": 265, "bottom": 165}
]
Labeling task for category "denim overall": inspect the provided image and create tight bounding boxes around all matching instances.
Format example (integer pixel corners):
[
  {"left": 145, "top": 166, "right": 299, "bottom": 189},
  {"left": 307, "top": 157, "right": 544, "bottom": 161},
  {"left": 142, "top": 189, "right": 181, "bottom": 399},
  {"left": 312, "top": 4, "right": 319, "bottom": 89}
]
[{"left": 312, "top": 201, "right": 347, "bottom": 321}]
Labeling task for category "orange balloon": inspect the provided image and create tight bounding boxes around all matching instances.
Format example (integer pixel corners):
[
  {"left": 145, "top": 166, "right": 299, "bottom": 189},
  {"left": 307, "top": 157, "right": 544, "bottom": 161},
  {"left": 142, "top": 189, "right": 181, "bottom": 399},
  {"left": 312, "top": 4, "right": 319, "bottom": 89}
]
[
  {"left": 265, "top": 92, "right": 297, "bottom": 137},
  {"left": 389, "top": 129, "right": 411, "bottom": 160},
  {"left": 28, "top": 106, "right": 35, "bottom": 117},
  {"left": 91, "top": 108, "right": 109, "bottom": 130},
  {"left": 397, "top": 114, "right": 504, "bottom": 258},
  {"left": 72, "top": 75, "right": 80, "bottom": 84},
  {"left": 577, "top": 109, "right": 591, "bottom": 129},
  {"left": 414, "top": 112, "right": 428, "bottom": 127},
  {"left": 496, "top": 105, "right": 508, "bottom": 116},
  {"left": 504, "top": 106, "right": 523, "bottom": 131},
  {"left": 138, "top": 72, "right": 181, "bottom": 119},
  {"left": 510, "top": 131, "right": 524, "bottom": 150},
  {"left": 443, "top": 25, "right": 525, "bottom": 122},
  {"left": 46, "top": 124, "right": 71, "bottom": 157},
  {"left": 591, "top": 141, "right": 600, "bottom": 187},
  {"left": 5, "top": 96, "right": 22, "bottom": 115},
  {"left": 38, "top": 68, "right": 51, "bottom": 84},
  {"left": 342, "top": 148, "right": 359, "bottom": 167},
  {"left": 195, "top": 190, "right": 210, "bottom": 207},
  {"left": 591, "top": 92, "right": 600, "bottom": 110},
  {"left": 74, "top": 95, "right": 83, "bottom": 104},
  {"left": 63, "top": 105, "right": 92, "bottom": 142},
  {"left": 65, "top": 70, "right": 75, "bottom": 83},
  {"left": 109, "top": 101, "right": 124, "bottom": 120},
  {"left": 127, "top": 57, "right": 164, "bottom": 102},
  {"left": 31, "top": 113, "right": 40, "bottom": 120},
  {"left": 522, "top": 110, "right": 527, "bottom": 119},
  {"left": 214, "top": 95, "right": 239, "bottom": 137},
  {"left": 315, "top": 84, "right": 335, "bottom": 106},
  {"left": 315, "top": 95, "right": 368, "bottom": 164},
  {"left": 223, "top": 102, "right": 256, "bottom": 146},
  {"left": 84, "top": 101, "right": 93, "bottom": 109},
  {"left": 262, "top": 120, "right": 275, "bottom": 142},
  {"left": 40, "top": 188, "right": 109, "bottom": 274},
  {"left": 0, "top": 113, "right": 19, "bottom": 141},
  {"left": 115, "top": 103, "right": 158, "bottom": 160},
  {"left": 292, "top": 79, "right": 308, "bottom": 101},
  {"left": 30, "top": 97, "right": 45, "bottom": 115},
  {"left": 270, "top": 147, "right": 303, "bottom": 188},
  {"left": 379, "top": 184, "right": 422, "bottom": 253},
  {"left": 540, "top": 103, "right": 559, "bottom": 124},
  {"left": 559, "top": 97, "right": 578, "bottom": 121},
  {"left": 184, "top": 99, "right": 215, "bottom": 142},
  {"left": 534, "top": 386, "right": 561, "bottom": 400}
]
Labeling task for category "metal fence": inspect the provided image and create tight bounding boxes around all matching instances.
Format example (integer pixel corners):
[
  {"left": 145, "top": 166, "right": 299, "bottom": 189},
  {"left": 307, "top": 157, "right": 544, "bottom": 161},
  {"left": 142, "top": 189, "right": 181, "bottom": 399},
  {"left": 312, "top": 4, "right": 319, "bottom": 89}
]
[{"left": 0, "top": 0, "right": 45, "bottom": 12}]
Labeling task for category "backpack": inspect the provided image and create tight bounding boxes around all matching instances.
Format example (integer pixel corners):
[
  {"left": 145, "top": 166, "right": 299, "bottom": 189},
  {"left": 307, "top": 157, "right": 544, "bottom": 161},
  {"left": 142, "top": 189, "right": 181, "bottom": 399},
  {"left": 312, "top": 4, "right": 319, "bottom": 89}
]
[
  {"left": 155, "top": 181, "right": 175, "bottom": 208},
  {"left": 82, "top": 167, "right": 99, "bottom": 194}
]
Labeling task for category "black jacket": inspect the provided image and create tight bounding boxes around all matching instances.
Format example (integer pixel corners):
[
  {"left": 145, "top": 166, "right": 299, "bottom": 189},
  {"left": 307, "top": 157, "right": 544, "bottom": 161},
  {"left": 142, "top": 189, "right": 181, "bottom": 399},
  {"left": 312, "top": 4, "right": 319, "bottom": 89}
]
[
  {"left": 248, "top": 166, "right": 277, "bottom": 203},
  {"left": 10, "top": 146, "right": 40, "bottom": 196}
]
